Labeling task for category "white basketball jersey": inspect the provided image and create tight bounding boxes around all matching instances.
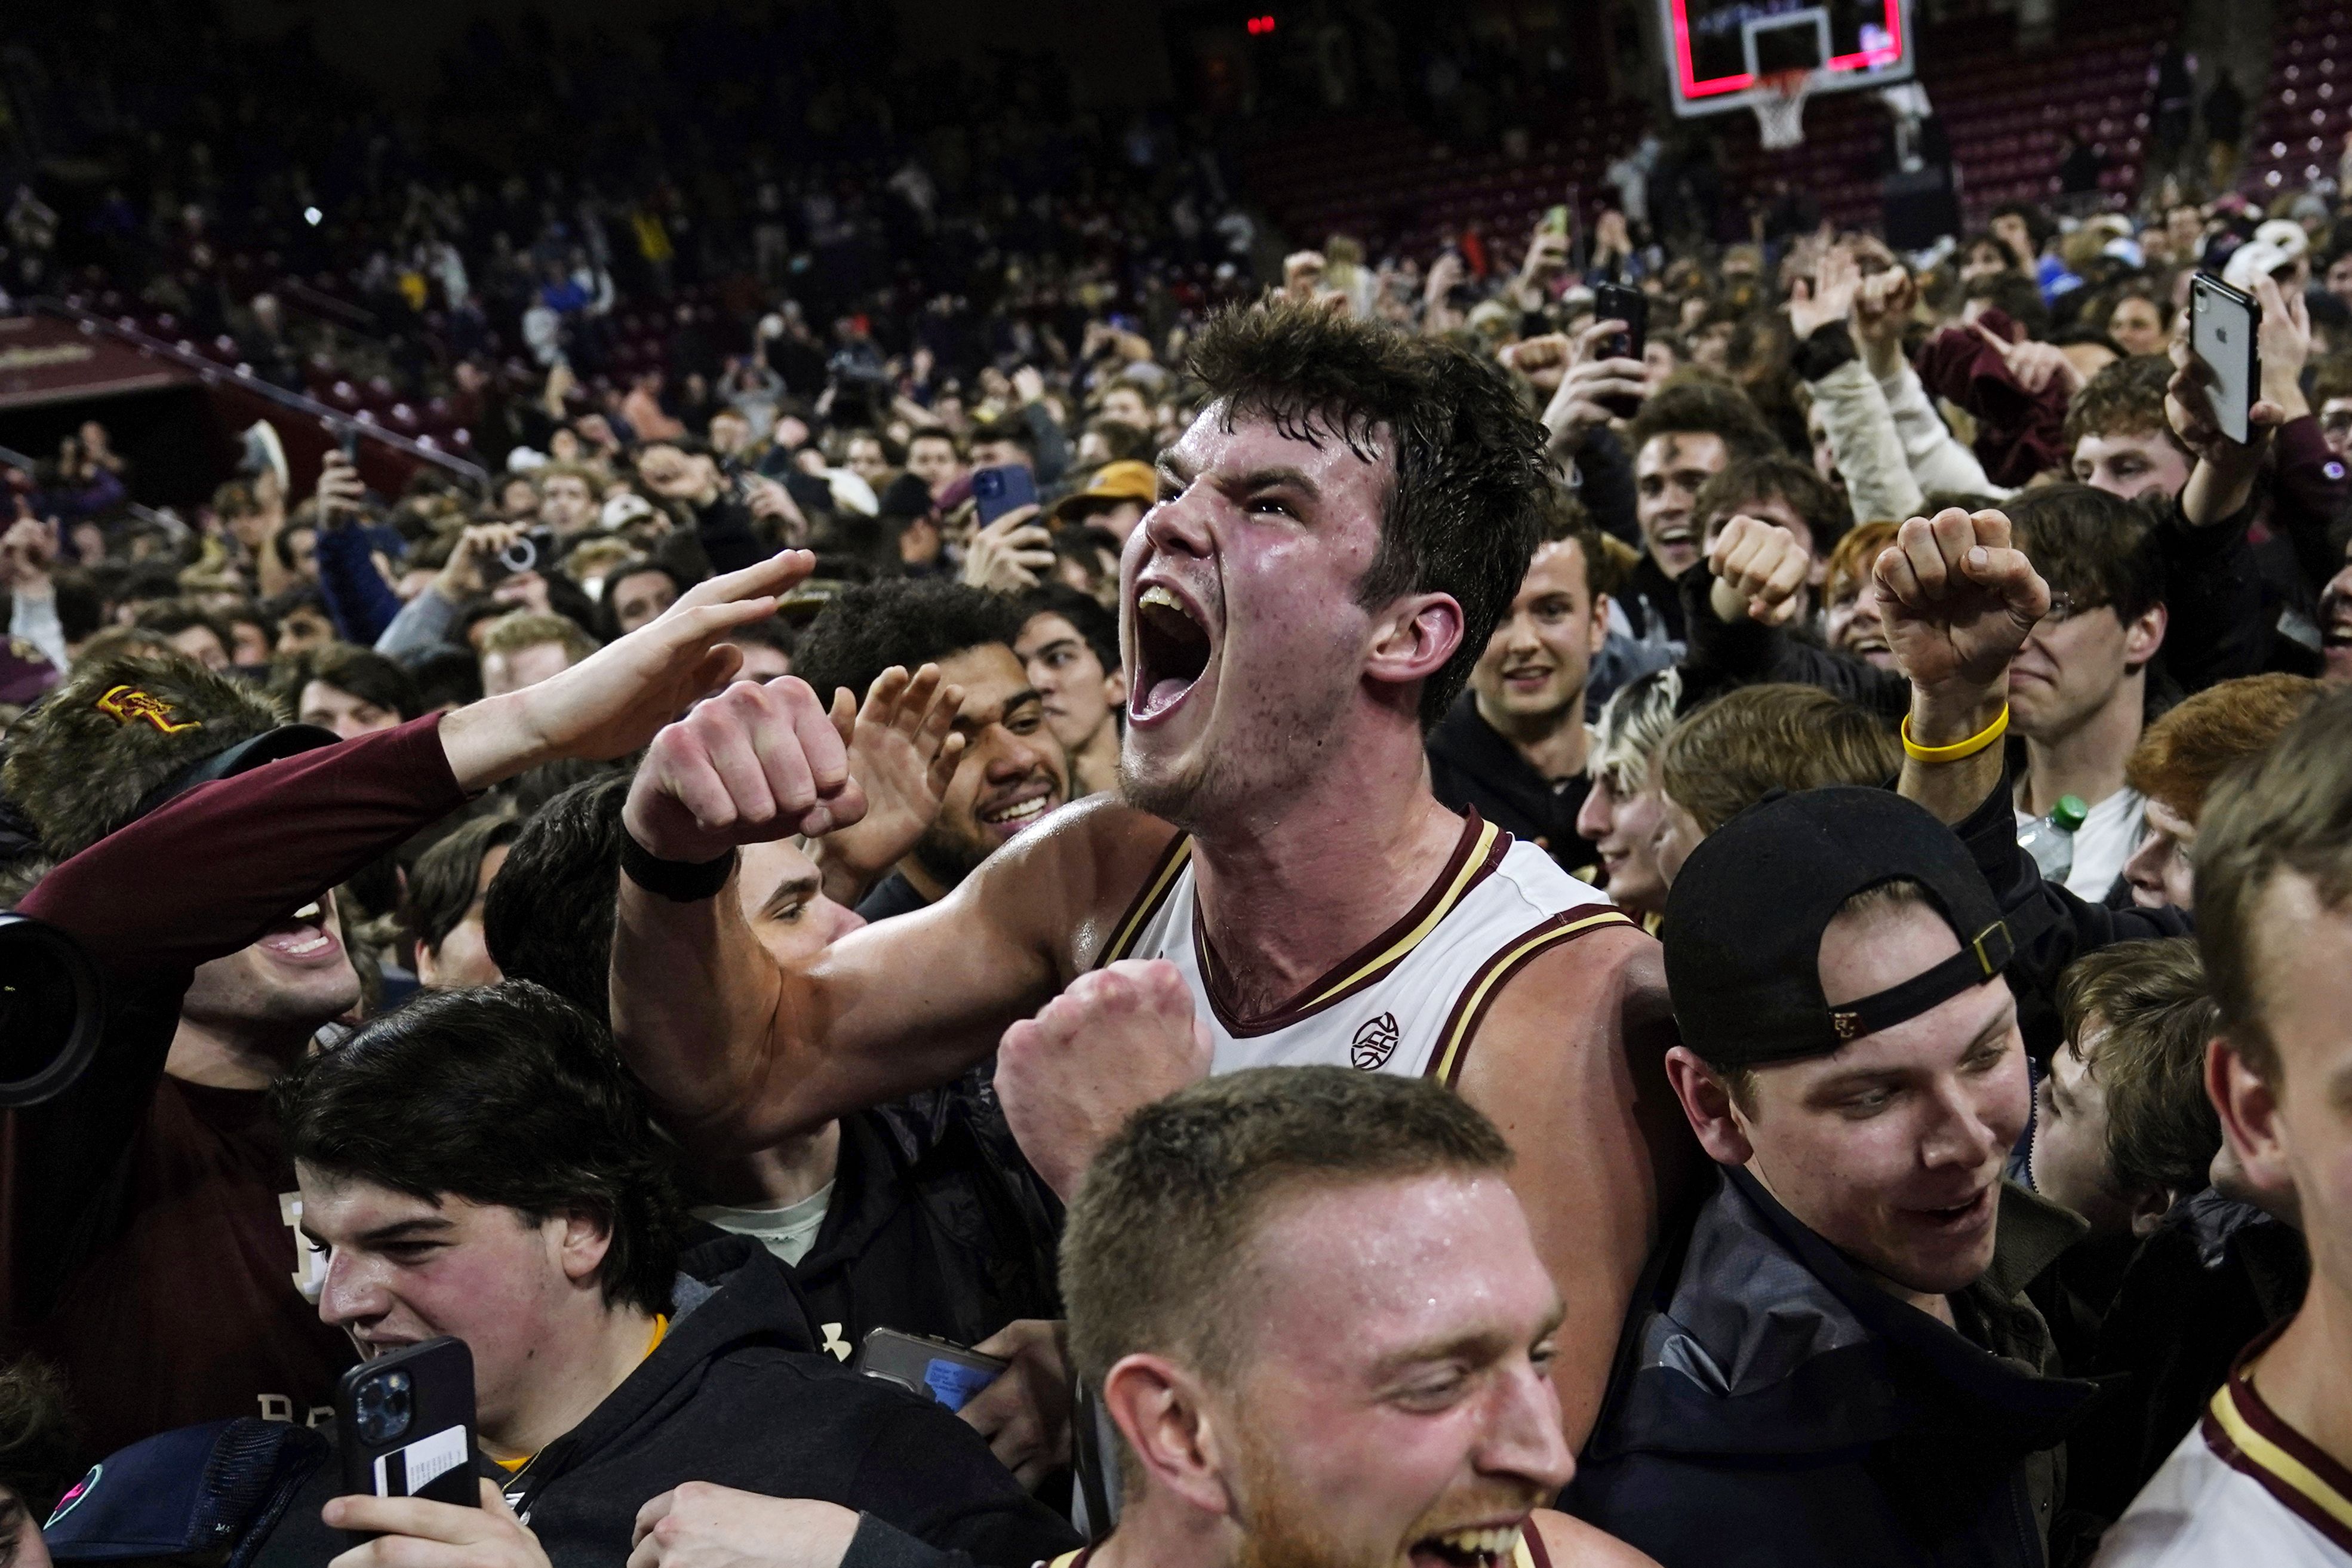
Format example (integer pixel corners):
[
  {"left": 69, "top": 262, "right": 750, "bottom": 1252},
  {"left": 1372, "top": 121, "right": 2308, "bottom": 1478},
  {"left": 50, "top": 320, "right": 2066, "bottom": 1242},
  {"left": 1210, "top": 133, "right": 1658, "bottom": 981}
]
[{"left": 1096, "top": 811, "right": 1633, "bottom": 1087}]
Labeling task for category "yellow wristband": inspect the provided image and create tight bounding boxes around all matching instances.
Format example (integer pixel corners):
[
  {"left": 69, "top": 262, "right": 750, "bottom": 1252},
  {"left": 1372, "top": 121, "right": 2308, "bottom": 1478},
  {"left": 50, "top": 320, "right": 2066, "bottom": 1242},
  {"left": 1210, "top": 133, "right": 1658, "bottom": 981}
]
[{"left": 1901, "top": 703, "right": 2009, "bottom": 763}]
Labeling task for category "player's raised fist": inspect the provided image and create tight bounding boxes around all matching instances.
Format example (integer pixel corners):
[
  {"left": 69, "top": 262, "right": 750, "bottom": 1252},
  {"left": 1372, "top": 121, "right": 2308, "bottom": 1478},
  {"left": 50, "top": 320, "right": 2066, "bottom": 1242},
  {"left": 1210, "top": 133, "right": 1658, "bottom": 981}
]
[
  {"left": 995, "top": 960, "right": 1215, "bottom": 1201},
  {"left": 623, "top": 675, "right": 866, "bottom": 863}
]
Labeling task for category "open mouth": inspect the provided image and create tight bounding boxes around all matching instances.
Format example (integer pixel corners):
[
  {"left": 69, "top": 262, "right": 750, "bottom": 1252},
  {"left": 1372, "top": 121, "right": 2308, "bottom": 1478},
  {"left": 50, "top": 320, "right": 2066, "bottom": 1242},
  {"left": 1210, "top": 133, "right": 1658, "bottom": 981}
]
[
  {"left": 1908, "top": 1184, "right": 1995, "bottom": 1233},
  {"left": 258, "top": 901, "right": 343, "bottom": 966},
  {"left": 1132, "top": 582, "right": 1213, "bottom": 722},
  {"left": 1500, "top": 662, "right": 1554, "bottom": 690},
  {"left": 1411, "top": 1525, "right": 1523, "bottom": 1568},
  {"left": 977, "top": 779, "right": 1057, "bottom": 839}
]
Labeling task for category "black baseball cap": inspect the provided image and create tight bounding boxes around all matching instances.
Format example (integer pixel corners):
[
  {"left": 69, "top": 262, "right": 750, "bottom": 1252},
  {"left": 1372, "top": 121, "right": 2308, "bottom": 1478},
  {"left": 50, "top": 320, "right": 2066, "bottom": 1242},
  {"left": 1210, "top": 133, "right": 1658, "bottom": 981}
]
[{"left": 1662, "top": 787, "right": 2040, "bottom": 1068}]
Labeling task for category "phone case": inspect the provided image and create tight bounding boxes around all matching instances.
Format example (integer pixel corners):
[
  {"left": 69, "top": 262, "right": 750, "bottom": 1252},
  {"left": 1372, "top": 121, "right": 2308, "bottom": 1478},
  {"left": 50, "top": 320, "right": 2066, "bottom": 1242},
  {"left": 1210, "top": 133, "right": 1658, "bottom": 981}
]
[
  {"left": 2190, "top": 276, "right": 2260, "bottom": 447},
  {"left": 853, "top": 1327, "right": 1008, "bottom": 1413},
  {"left": 336, "top": 1338, "right": 481, "bottom": 1508},
  {"left": 972, "top": 465, "right": 1040, "bottom": 527}
]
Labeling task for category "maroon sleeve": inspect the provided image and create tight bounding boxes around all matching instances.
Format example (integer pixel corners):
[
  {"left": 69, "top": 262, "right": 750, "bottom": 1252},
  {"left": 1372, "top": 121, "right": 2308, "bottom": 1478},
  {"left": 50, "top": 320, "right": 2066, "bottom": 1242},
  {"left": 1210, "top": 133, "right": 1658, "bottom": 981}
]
[
  {"left": 2269, "top": 414, "right": 2352, "bottom": 594},
  {"left": 1914, "top": 312, "right": 2071, "bottom": 488},
  {"left": 18, "top": 714, "right": 467, "bottom": 979}
]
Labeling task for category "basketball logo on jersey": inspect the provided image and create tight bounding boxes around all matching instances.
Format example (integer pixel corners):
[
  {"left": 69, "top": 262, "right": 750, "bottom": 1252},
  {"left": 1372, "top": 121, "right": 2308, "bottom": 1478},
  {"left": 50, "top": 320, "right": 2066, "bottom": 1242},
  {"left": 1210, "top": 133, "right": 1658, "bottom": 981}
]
[{"left": 1349, "top": 1012, "right": 1401, "bottom": 1070}]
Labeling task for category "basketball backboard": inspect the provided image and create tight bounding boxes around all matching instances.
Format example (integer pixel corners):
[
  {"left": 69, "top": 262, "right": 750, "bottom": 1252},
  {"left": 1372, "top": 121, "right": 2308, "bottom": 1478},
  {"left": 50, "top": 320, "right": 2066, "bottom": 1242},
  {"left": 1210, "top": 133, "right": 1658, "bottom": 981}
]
[{"left": 1657, "top": 0, "right": 1916, "bottom": 117}]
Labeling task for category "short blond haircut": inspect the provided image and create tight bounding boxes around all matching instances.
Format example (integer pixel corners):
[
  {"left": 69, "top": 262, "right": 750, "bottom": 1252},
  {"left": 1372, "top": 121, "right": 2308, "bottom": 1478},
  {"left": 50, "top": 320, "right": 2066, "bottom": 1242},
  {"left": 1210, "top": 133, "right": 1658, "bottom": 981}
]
[
  {"left": 479, "top": 612, "right": 599, "bottom": 665},
  {"left": 1658, "top": 684, "right": 1902, "bottom": 834}
]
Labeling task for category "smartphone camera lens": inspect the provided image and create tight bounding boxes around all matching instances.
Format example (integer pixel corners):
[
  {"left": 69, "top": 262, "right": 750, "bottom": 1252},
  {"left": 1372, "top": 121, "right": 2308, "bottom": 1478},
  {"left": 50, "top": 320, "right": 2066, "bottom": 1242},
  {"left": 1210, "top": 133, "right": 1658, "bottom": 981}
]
[
  {"left": 353, "top": 1369, "right": 413, "bottom": 1445},
  {"left": 499, "top": 536, "right": 537, "bottom": 575}
]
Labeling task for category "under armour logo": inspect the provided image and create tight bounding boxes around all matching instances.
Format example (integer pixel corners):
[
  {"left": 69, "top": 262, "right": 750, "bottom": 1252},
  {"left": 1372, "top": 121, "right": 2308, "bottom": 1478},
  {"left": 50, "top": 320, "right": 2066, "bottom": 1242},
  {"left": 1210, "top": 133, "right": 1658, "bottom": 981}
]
[
  {"left": 822, "top": 1321, "right": 851, "bottom": 1361},
  {"left": 1350, "top": 1012, "right": 1401, "bottom": 1070}
]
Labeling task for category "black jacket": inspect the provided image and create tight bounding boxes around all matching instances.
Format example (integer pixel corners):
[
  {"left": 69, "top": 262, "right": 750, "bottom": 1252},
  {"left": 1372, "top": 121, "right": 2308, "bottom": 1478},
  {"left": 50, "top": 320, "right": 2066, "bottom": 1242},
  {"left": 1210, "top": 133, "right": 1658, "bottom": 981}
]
[
  {"left": 247, "top": 1234, "right": 1078, "bottom": 1568},
  {"left": 1955, "top": 764, "right": 2190, "bottom": 1060},
  {"left": 2031, "top": 1189, "right": 2308, "bottom": 1560},
  {"left": 1425, "top": 690, "right": 1601, "bottom": 879},
  {"left": 1565, "top": 1166, "right": 2101, "bottom": 1568},
  {"left": 1675, "top": 493, "right": 2267, "bottom": 721},
  {"left": 785, "top": 1074, "right": 1065, "bottom": 1361}
]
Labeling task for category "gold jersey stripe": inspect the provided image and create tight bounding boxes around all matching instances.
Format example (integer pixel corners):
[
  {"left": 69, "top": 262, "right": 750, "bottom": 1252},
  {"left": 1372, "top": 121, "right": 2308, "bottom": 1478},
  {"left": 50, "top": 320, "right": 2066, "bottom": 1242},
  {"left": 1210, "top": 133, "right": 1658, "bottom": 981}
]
[
  {"left": 1101, "top": 838, "right": 1193, "bottom": 966},
  {"left": 2210, "top": 1379, "right": 2352, "bottom": 1535},
  {"left": 1299, "top": 819, "right": 1502, "bottom": 1009},
  {"left": 1427, "top": 908, "right": 1639, "bottom": 1087}
]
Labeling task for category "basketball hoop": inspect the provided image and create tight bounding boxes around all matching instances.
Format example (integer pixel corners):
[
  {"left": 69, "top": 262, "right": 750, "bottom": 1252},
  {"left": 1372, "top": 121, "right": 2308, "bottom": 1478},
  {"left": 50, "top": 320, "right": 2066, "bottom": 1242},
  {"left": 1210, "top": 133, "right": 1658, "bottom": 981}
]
[{"left": 1753, "top": 68, "right": 1813, "bottom": 150}]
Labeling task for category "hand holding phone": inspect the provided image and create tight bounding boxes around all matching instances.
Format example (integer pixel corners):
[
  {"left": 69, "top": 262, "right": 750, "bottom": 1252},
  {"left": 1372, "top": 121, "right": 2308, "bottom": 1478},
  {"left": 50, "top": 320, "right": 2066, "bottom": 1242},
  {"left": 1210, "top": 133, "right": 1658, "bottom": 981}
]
[
  {"left": 853, "top": 1328, "right": 1007, "bottom": 1413},
  {"left": 1589, "top": 284, "right": 1650, "bottom": 419},
  {"left": 970, "top": 464, "right": 1040, "bottom": 528},
  {"left": 2188, "top": 274, "right": 2260, "bottom": 447},
  {"left": 337, "top": 1338, "right": 481, "bottom": 1518}
]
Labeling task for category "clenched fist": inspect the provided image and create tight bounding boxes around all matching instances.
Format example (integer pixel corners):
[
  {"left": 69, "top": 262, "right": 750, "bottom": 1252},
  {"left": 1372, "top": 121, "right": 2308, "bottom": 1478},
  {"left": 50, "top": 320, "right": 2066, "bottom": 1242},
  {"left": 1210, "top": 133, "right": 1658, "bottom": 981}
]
[
  {"left": 623, "top": 676, "right": 867, "bottom": 863},
  {"left": 995, "top": 960, "right": 1214, "bottom": 1201},
  {"left": 1707, "top": 515, "right": 1810, "bottom": 626},
  {"left": 1874, "top": 506, "right": 2049, "bottom": 699}
]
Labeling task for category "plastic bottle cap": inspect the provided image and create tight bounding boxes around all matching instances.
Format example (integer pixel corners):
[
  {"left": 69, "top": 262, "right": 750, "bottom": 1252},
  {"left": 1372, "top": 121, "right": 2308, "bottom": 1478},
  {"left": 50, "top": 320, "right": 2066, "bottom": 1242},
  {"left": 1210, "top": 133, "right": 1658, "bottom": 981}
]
[{"left": 2051, "top": 794, "right": 2089, "bottom": 832}]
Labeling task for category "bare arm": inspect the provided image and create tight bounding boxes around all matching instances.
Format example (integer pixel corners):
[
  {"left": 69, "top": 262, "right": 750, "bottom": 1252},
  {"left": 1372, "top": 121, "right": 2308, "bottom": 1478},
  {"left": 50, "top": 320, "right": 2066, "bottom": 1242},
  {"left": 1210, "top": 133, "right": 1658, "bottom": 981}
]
[
  {"left": 1453, "top": 926, "right": 1695, "bottom": 1450},
  {"left": 613, "top": 694, "right": 1173, "bottom": 1149}
]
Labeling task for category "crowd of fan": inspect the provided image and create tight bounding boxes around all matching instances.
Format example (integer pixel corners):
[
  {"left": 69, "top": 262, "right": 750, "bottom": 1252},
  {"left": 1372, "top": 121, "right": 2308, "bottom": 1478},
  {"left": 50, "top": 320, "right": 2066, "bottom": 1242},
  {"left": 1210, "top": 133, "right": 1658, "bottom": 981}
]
[{"left": 2, "top": 53, "right": 2352, "bottom": 1568}]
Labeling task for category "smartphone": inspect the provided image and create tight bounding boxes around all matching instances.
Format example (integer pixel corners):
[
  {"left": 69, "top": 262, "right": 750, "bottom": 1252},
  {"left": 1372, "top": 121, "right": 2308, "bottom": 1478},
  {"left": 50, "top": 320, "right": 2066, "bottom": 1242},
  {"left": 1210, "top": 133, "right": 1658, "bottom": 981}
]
[
  {"left": 1591, "top": 282, "right": 1651, "bottom": 418},
  {"left": 336, "top": 1338, "right": 479, "bottom": 1514},
  {"left": 2190, "top": 273, "right": 2260, "bottom": 445},
  {"left": 971, "top": 464, "right": 1040, "bottom": 528},
  {"left": 853, "top": 1327, "right": 1008, "bottom": 1413},
  {"left": 1539, "top": 205, "right": 1571, "bottom": 239},
  {"left": 339, "top": 424, "right": 361, "bottom": 462}
]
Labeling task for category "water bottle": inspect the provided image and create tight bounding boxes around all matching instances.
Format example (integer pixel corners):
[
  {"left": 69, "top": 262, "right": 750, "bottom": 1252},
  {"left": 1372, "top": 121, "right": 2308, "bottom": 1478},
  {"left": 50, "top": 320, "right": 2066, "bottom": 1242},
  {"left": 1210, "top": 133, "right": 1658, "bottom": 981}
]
[{"left": 2019, "top": 795, "right": 2089, "bottom": 884}]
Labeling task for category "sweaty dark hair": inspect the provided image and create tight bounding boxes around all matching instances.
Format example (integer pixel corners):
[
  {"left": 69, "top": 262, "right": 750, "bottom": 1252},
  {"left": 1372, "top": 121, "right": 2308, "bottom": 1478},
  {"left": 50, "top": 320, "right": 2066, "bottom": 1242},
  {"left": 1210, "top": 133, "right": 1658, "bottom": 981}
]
[
  {"left": 793, "top": 579, "right": 1026, "bottom": 708},
  {"left": 1187, "top": 301, "right": 1552, "bottom": 728},
  {"left": 1020, "top": 583, "right": 1121, "bottom": 674},
  {"left": 275, "top": 982, "right": 684, "bottom": 1315},
  {"left": 406, "top": 812, "right": 519, "bottom": 955},
  {"left": 483, "top": 773, "right": 632, "bottom": 1024},
  {"left": 1622, "top": 377, "right": 1782, "bottom": 470},
  {"left": 2007, "top": 484, "right": 2166, "bottom": 625}
]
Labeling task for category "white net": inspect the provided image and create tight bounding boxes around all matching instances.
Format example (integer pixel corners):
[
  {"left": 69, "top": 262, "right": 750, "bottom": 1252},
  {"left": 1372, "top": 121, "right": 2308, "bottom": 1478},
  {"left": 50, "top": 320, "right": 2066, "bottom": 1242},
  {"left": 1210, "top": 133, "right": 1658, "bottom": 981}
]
[{"left": 1753, "top": 72, "right": 1812, "bottom": 150}]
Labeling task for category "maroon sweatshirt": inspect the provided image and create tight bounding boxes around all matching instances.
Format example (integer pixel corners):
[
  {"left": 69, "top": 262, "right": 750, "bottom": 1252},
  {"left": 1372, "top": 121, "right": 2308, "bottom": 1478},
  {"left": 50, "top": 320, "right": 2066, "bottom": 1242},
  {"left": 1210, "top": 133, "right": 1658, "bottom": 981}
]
[{"left": 5, "top": 715, "right": 468, "bottom": 1463}]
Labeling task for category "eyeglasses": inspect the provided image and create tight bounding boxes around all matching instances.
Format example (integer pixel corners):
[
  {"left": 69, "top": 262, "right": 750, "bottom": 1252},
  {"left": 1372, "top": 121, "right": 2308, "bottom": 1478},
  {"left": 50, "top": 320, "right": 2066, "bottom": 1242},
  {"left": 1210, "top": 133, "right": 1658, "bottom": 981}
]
[{"left": 2039, "top": 592, "right": 2107, "bottom": 628}]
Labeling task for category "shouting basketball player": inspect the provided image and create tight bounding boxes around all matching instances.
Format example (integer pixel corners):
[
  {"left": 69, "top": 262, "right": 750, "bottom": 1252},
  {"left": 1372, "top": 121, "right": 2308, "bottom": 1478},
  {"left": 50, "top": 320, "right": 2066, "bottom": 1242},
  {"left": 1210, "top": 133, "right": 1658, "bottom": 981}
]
[{"left": 609, "top": 303, "right": 1690, "bottom": 1443}]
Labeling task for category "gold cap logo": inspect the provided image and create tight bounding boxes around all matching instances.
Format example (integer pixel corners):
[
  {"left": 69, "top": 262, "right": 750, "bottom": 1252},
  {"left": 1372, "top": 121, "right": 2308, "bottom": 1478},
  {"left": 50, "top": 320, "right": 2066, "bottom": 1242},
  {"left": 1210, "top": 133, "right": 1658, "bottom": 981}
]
[{"left": 96, "top": 685, "right": 203, "bottom": 735}]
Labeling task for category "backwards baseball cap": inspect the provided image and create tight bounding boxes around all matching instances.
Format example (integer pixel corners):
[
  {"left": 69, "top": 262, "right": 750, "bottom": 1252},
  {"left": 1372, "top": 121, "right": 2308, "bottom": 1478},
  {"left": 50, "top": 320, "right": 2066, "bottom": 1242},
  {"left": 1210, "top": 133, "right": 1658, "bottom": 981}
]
[
  {"left": 1662, "top": 787, "right": 2045, "bottom": 1068},
  {"left": 1049, "top": 460, "right": 1157, "bottom": 527}
]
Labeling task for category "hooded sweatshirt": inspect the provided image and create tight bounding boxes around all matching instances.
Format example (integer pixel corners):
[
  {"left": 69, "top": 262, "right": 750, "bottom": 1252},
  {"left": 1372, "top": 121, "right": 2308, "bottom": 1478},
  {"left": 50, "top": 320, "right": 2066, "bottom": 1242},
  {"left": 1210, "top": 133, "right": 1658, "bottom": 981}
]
[{"left": 246, "top": 1233, "right": 1079, "bottom": 1568}]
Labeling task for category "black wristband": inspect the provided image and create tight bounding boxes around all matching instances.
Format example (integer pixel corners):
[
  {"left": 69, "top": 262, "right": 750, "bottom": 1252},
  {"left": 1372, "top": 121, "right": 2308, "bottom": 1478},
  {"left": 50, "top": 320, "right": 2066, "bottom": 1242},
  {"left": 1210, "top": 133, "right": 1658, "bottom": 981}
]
[{"left": 619, "top": 834, "right": 737, "bottom": 902}]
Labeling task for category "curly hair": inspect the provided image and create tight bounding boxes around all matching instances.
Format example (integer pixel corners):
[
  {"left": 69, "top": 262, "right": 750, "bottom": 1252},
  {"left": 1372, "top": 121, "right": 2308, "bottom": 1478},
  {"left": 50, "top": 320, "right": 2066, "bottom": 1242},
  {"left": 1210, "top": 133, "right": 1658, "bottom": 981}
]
[
  {"left": 1187, "top": 301, "right": 1553, "bottom": 729},
  {"left": 1623, "top": 375, "right": 1783, "bottom": 470},
  {"left": 2062, "top": 354, "right": 2190, "bottom": 457},
  {"left": 792, "top": 579, "right": 1026, "bottom": 707},
  {"left": 273, "top": 980, "right": 685, "bottom": 1317},
  {"left": 1, "top": 650, "right": 285, "bottom": 859}
]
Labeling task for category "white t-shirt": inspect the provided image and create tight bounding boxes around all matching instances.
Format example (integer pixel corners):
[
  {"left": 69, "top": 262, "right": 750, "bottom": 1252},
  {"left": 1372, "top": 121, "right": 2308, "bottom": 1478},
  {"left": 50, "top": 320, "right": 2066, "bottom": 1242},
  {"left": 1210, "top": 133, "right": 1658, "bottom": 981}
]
[
  {"left": 694, "top": 1180, "right": 835, "bottom": 1269},
  {"left": 2092, "top": 1357, "right": 2352, "bottom": 1565},
  {"left": 2016, "top": 786, "right": 2145, "bottom": 902}
]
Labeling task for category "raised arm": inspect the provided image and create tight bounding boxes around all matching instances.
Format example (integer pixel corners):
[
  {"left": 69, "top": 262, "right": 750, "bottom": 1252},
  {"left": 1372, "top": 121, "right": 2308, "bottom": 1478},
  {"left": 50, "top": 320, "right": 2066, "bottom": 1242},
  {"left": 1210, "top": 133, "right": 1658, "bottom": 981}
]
[
  {"left": 610, "top": 677, "right": 1169, "bottom": 1152},
  {"left": 1876, "top": 505, "right": 2049, "bottom": 826}
]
